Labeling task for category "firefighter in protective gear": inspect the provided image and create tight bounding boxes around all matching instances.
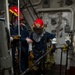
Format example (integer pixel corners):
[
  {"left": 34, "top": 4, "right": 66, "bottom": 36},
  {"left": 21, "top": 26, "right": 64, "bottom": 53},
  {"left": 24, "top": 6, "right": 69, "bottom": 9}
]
[
  {"left": 9, "top": 6, "right": 20, "bottom": 75},
  {"left": 29, "top": 18, "right": 56, "bottom": 75},
  {"left": 10, "top": 18, "right": 32, "bottom": 73},
  {"left": 9, "top": 6, "right": 32, "bottom": 74}
]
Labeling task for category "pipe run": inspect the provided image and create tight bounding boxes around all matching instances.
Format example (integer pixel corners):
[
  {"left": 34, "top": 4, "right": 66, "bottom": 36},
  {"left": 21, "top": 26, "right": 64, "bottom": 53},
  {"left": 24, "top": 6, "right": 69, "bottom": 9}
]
[
  {"left": 5, "top": 0, "right": 10, "bottom": 33},
  {"left": 18, "top": 0, "right": 20, "bottom": 36}
]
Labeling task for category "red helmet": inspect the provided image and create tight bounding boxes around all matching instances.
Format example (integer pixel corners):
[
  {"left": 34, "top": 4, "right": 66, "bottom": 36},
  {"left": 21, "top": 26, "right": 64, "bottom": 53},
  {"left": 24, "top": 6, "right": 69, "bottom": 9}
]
[
  {"left": 9, "top": 6, "right": 22, "bottom": 17},
  {"left": 33, "top": 18, "right": 44, "bottom": 28}
]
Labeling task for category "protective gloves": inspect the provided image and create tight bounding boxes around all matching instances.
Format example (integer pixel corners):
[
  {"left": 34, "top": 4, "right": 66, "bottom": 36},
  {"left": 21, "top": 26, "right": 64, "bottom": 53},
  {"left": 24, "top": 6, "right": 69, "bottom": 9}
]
[{"left": 29, "top": 51, "right": 34, "bottom": 59}]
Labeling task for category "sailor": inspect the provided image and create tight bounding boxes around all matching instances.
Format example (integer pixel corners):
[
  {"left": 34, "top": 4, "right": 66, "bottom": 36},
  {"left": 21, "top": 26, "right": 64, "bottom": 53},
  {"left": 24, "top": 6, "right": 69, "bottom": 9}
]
[
  {"left": 9, "top": 6, "right": 32, "bottom": 74},
  {"left": 29, "top": 18, "right": 57, "bottom": 75}
]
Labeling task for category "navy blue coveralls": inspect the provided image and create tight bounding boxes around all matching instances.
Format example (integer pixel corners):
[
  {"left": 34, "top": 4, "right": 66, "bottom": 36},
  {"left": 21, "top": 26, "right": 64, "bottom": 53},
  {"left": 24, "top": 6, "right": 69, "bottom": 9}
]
[
  {"left": 10, "top": 24, "right": 29, "bottom": 73},
  {"left": 16, "top": 25, "right": 29, "bottom": 72},
  {"left": 10, "top": 25, "right": 19, "bottom": 74},
  {"left": 20, "top": 25, "right": 29, "bottom": 73},
  {"left": 30, "top": 31, "right": 56, "bottom": 74},
  {"left": 30, "top": 32, "right": 56, "bottom": 60}
]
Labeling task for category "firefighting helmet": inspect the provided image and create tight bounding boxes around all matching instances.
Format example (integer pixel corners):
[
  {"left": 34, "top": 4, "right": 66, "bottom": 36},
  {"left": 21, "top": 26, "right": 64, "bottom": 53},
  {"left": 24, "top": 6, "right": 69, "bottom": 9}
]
[
  {"left": 33, "top": 18, "right": 44, "bottom": 34},
  {"left": 33, "top": 18, "right": 44, "bottom": 28},
  {"left": 9, "top": 6, "right": 22, "bottom": 17}
]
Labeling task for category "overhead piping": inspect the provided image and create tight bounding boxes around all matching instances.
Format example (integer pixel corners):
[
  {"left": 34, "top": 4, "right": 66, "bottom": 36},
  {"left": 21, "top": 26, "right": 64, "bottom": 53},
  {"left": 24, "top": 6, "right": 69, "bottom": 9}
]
[
  {"left": 28, "top": 0, "right": 39, "bottom": 18},
  {"left": 22, "top": 0, "right": 34, "bottom": 21}
]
